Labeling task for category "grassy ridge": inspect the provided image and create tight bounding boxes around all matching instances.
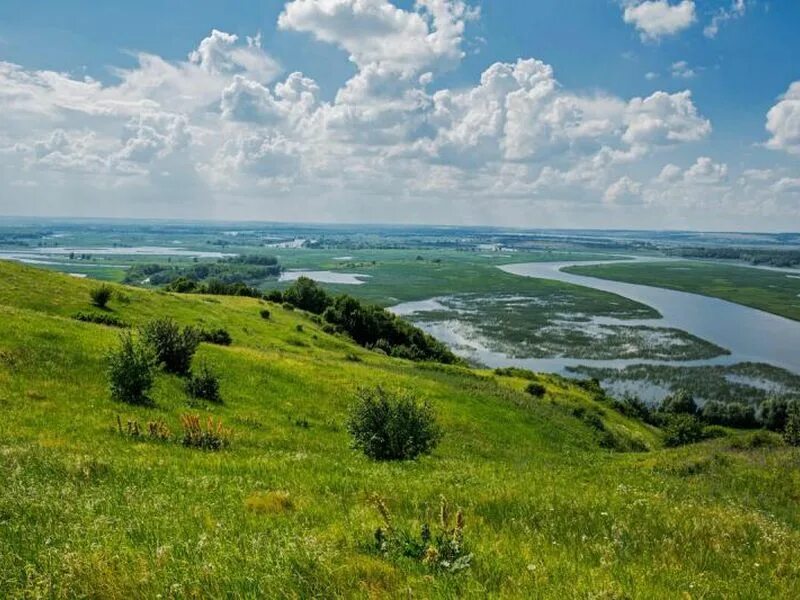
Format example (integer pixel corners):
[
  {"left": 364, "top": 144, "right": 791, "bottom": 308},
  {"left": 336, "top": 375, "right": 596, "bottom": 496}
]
[
  {"left": 566, "top": 260, "right": 800, "bottom": 322},
  {"left": 0, "top": 261, "right": 799, "bottom": 598}
]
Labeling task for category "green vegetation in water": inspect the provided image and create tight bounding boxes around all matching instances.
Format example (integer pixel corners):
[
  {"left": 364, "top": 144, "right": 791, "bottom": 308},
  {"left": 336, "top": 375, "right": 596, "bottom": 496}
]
[
  {"left": 566, "top": 260, "right": 800, "bottom": 322},
  {"left": 2, "top": 258, "right": 800, "bottom": 596},
  {"left": 570, "top": 362, "right": 800, "bottom": 405},
  {"left": 403, "top": 293, "right": 728, "bottom": 361}
]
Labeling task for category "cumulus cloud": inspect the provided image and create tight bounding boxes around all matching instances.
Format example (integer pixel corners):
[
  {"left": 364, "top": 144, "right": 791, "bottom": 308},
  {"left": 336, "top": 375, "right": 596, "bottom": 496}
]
[
  {"left": 623, "top": 1, "right": 696, "bottom": 41},
  {"left": 765, "top": 82, "right": 800, "bottom": 155},
  {"left": 0, "top": 3, "right": 795, "bottom": 228},
  {"left": 670, "top": 61, "right": 695, "bottom": 79},
  {"left": 277, "top": 0, "right": 478, "bottom": 74}
]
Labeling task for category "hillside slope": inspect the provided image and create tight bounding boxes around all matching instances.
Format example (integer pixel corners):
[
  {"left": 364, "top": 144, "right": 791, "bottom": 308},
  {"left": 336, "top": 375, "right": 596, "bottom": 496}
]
[{"left": 0, "top": 261, "right": 798, "bottom": 598}]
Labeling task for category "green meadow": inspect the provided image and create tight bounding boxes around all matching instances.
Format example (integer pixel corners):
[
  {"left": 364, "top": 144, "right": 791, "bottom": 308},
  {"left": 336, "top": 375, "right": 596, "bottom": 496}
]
[
  {"left": 1, "top": 261, "right": 799, "bottom": 598},
  {"left": 566, "top": 260, "right": 800, "bottom": 322}
]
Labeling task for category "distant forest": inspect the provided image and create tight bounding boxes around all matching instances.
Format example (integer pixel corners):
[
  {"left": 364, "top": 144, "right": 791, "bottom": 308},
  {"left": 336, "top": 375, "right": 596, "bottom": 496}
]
[{"left": 668, "top": 247, "right": 800, "bottom": 268}]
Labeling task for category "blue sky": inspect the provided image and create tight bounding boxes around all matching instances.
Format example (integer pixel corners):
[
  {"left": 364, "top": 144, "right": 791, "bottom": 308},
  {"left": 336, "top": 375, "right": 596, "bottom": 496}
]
[{"left": 0, "top": 1, "right": 798, "bottom": 230}]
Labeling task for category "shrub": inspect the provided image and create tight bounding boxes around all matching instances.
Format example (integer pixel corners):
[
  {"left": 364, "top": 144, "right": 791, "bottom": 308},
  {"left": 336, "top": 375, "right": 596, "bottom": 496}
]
[
  {"left": 140, "top": 318, "right": 199, "bottom": 376},
  {"left": 180, "top": 414, "right": 231, "bottom": 450},
  {"left": 659, "top": 390, "right": 698, "bottom": 416},
  {"left": 347, "top": 387, "right": 442, "bottom": 461},
  {"left": 612, "top": 395, "right": 654, "bottom": 423},
  {"left": 73, "top": 311, "right": 129, "bottom": 328},
  {"left": 265, "top": 290, "right": 283, "bottom": 303},
  {"left": 245, "top": 491, "right": 294, "bottom": 514},
  {"left": 282, "top": 302, "right": 295, "bottom": 311},
  {"left": 259, "top": 308, "right": 271, "bottom": 320},
  {"left": 525, "top": 382, "right": 546, "bottom": 398},
  {"left": 295, "top": 324, "right": 304, "bottom": 333},
  {"left": 663, "top": 414, "right": 704, "bottom": 447},
  {"left": 197, "top": 327, "right": 232, "bottom": 346},
  {"left": 371, "top": 495, "right": 471, "bottom": 573},
  {"left": 107, "top": 332, "right": 156, "bottom": 405},
  {"left": 90, "top": 284, "right": 113, "bottom": 308},
  {"left": 344, "top": 352, "right": 362, "bottom": 362},
  {"left": 185, "top": 363, "right": 223, "bottom": 404}
]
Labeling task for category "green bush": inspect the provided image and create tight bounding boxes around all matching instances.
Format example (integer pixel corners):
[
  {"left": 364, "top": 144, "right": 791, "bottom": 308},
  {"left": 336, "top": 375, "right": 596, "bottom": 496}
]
[
  {"left": 106, "top": 332, "right": 156, "bottom": 405},
  {"left": 525, "top": 382, "right": 546, "bottom": 397},
  {"left": 757, "top": 397, "right": 793, "bottom": 431},
  {"left": 702, "top": 401, "right": 757, "bottom": 428},
  {"left": 73, "top": 311, "right": 129, "bottom": 328},
  {"left": 90, "top": 284, "right": 113, "bottom": 308},
  {"left": 259, "top": 308, "right": 271, "bottom": 320},
  {"left": 185, "top": 363, "right": 223, "bottom": 404},
  {"left": 729, "top": 430, "right": 784, "bottom": 450},
  {"left": 282, "top": 276, "right": 332, "bottom": 314},
  {"left": 702, "top": 425, "right": 729, "bottom": 440},
  {"left": 347, "top": 387, "right": 442, "bottom": 461},
  {"left": 197, "top": 327, "right": 232, "bottom": 346},
  {"left": 140, "top": 318, "right": 199, "bottom": 376},
  {"left": 663, "top": 414, "right": 704, "bottom": 447}
]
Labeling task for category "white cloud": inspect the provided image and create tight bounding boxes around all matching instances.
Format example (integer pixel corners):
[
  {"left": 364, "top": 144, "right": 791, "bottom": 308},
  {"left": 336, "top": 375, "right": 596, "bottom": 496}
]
[
  {"left": 704, "top": 0, "right": 746, "bottom": 39},
  {"left": 623, "top": 1, "right": 696, "bottom": 41},
  {"left": 765, "top": 81, "right": 800, "bottom": 155},
  {"left": 670, "top": 60, "right": 695, "bottom": 79},
  {"left": 604, "top": 176, "right": 643, "bottom": 205},
  {"left": 277, "top": 0, "right": 478, "bottom": 75},
  {"left": 623, "top": 90, "right": 711, "bottom": 145}
]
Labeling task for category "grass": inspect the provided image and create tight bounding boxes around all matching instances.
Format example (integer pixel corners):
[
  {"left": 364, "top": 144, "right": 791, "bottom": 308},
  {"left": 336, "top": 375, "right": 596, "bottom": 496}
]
[
  {"left": 0, "top": 261, "right": 799, "bottom": 598},
  {"left": 566, "top": 260, "right": 800, "bottom": 322}
]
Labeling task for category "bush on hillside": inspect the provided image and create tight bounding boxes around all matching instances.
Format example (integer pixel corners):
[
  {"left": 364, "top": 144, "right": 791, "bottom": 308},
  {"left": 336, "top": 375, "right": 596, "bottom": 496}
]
[
  {"left": 73, "top": 311, "right": 129, "bottom": 328},
  {"left": 107, "top": 332, "right": 156, "bottom": 405},
  {"left": 525, "top": 382, "right": 546, "bottom": 398},
  {"left": 265, "top": 290, "right": 283, "bottom": 303},
  {"left": 90, "top": 284, "right": 113, "bottom": 308},
  {"left": 185, "top": 363, "right": 223, "bottom": 404},
  {"left": 140, "top": 318, "right": 199, "bottom": 376},
  {"left": 347, "top": 387, "right": 442, "bottom": 461},
  {"left": 197, "top": 327, "right": 232, "bottom": 346},
  {"left": 259, "top": 308, "right": 271, "bottom": 320},
  {"left": 662, "top": 414, "right": 704, "bottom": 447}
]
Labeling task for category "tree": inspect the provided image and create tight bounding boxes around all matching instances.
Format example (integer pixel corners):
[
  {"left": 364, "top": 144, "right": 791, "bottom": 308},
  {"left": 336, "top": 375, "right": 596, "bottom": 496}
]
[
  {"left": 659, "top": 390, "right": 698, "bottom": 416},
  {"left": 282, "top": 277, "right": 332, "bottom": 314},
  {"left": 140, "top": 318, "right": 199, "bottom": 376},
  {"left": 783, "top": 402, "right": 800, "bottom": 447}
]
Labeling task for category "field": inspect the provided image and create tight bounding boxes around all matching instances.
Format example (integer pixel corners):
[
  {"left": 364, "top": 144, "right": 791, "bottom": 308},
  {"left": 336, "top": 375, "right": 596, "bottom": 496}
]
[
  {"left": 566, "top": 260, "right": 800, "bottom": 322},
  {"left": 1, "top": 261, "right": 800, "bottom": 597}
]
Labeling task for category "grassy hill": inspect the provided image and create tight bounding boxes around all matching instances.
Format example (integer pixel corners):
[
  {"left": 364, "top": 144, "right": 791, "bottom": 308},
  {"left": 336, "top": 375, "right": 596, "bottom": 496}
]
[{"left": 0, "top": 261, "right": 798, "bottom": 598}]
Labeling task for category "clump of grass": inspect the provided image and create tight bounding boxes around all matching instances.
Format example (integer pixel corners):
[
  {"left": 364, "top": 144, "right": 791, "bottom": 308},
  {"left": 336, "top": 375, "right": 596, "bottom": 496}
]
[
  {"left": 140, "top": 318, "right": 199, "bottom": 376},
  {"left": 73, "top": 311, "right": 129, "bottom": 328},
  {"left": 106, "top": 332, "right": 156, "bottom": 405},
  {"left": 180, "top": 414, "right": 231, "bottom": 450},
  {"left": 347, "top": 387, "right": 442, "bottom": 461},
  {"left": 245, "top": 491, "right": 294, "bottom": 515},
  {"left": 730, "top": 430, "right": 784, "bottom": 450},
  {"left": 295, "top": 324, "right": 304, "bottom": 333},
  {"left": 197, "top": 327, "right": 232, "bottom": 346},
  {"left": 344, "top": 352, "right": 362, "bottom": 362},
  {"left": 185, "top": 363, "right": 223, "bottom": 404},
  {"left": 371, "top": 495, "right": 472, "bottom": 573},
  {"left": 116, "top": 416, "right": 171, "bottom": 442},
  {"left": 89, "top": 284, "right": 113, "bottom": 308}
]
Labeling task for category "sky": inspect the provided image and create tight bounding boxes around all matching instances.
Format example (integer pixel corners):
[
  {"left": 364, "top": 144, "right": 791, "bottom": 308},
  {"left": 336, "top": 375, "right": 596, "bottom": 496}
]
[{"left": 0, "top": 0, "right": 798, "bottom": 231}]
